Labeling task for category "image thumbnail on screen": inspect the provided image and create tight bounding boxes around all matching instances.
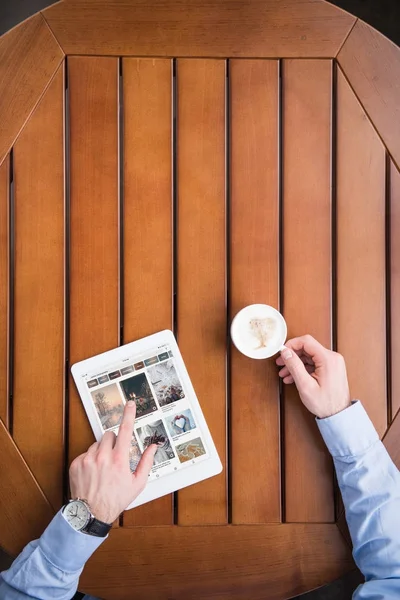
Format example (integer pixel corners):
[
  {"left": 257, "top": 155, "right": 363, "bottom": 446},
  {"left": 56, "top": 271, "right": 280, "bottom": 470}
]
[
  {"left": 147, "top": 359, "right": 185, "bottom": 407},
  {"left": 166, "top": 409, "right": 196, "bottom": 437},
  {"left": 136, "top": 419, "right": 175, "bottom": 465},
  {"left": 120, "top": 373, "right": 158, "bottom": 418},
  {"left": 91, "top": 383, "right": 124, "bottom": 430}
]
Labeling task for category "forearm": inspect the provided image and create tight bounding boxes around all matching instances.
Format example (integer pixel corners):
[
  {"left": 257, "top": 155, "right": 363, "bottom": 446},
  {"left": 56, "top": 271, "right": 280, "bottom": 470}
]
[
  {"left": 0, "top": 511, "right": 105, "bottom": 600},
  {"left": 318, "top": 402, "right": 400, "bottom": 581}
]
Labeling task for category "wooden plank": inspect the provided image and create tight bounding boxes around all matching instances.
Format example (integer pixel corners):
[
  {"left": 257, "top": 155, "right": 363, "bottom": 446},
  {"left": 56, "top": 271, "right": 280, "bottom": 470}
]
[
  {"left": 230, "top": 60, "right": 280, "bottom": 523},
  {"left": 68, "top": 57, "right": 119, "bottom": 463},
  {"left": 0, "top": 157, "right": 9, "bottom": 427},
  {"left": 0, "top": 13, "right": 64, "bottom": 165},
  {"left": 13, "top": 66, "right": 65, "bottom": 510},
  {"left": 43, "top": 0, "right": 355, "bottom": 58},
  {"left": 176, "top": 59, "right": 226, "bottom": 525},
  {"left": 336, "top": 68, "right": 387, "bottom": 437},
  {"left": 338, "top": 20, "right": 400, "bottom": 170},
  {"left": 391, "top": 162, "right": 400, "bottom": 420},
  {"left": 80, "top": 523, "right": 353, "bottom": 600},
  {"left": 122, "top": 58, "right": 173, "bottom": 526},
  {"left": 0, "top": 418, "right": 54, "bottom": 557},
  {"left": 283, "top": 59, "right": 334, "bottom": 523}
]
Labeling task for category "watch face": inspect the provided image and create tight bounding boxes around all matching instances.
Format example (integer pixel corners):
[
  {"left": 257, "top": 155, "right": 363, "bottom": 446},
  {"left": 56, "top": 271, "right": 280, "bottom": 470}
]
[{"left": 64, "top": 500, "right": 91, "bottom": 531}]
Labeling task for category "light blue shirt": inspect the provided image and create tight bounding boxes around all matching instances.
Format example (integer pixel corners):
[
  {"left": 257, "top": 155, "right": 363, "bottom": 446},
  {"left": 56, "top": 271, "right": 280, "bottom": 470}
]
[{"left": 1, "top": 401, "right": 399, "bottom": 599}]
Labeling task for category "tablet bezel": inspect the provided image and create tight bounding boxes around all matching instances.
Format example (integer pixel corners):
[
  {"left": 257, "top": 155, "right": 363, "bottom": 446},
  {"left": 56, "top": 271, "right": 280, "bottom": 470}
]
[{"left": 71, "top": 329, "right": 223, "bottom": 508}]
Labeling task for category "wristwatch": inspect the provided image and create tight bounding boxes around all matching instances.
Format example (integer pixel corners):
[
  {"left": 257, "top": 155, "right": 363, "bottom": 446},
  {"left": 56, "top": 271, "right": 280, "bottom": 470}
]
[{"left": 62, "top": 498, "right": 112, "bottom": 537}]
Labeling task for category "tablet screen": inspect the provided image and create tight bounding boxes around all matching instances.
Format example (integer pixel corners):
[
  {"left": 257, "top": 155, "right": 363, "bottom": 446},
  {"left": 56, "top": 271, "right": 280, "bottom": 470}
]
[{"left": 79, "top": 342, "right": 210, "bottom": 481}]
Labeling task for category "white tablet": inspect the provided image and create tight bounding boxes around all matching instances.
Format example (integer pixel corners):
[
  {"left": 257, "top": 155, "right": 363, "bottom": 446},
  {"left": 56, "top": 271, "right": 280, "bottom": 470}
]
[{"left": 71, "top": 330, "right": 222, "bottom": 509}]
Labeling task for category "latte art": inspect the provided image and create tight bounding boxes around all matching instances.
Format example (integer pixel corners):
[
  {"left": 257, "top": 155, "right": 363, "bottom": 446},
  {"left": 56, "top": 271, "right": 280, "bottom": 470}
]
[
  {"left": 249, "top": 317, "right": 277, "bottom": 349},
  {"left": 231, "top": 304, "right": 287, "bottom": 360}
]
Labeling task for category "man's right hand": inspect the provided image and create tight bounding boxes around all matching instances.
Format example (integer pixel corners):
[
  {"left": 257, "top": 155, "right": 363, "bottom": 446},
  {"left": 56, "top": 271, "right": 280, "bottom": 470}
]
[
  {"left": 69, "top": 401, "right": 157, "bottom": 524},
  {"left": 276, "top": 335, "right": 351, "bottom": 419}
]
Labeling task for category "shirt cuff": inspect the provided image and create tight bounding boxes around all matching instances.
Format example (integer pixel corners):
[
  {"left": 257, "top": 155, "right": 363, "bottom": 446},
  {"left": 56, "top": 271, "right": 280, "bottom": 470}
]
[
  {"left": 316, "top": 401, "right": 379, "bottom": 458},
  {"left": 39, "top": 510, "right": 106, "bottom": 572}
]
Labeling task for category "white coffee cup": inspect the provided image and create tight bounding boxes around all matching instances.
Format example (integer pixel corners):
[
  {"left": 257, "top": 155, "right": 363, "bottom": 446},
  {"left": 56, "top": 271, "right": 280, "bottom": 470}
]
[{"left": 231, "top": 304, "right": 287, "bottom": 359}]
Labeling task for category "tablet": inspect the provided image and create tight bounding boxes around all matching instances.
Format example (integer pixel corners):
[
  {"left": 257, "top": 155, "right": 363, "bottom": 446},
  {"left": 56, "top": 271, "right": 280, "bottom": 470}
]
[{"left": 71, "top": 330, "right": 222, "bottom": 509}]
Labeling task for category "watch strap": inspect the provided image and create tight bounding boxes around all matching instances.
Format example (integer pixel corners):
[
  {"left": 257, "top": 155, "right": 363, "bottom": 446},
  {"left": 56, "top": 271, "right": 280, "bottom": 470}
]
[{"left": 82, "top": 517, "right": 112, "bottom": 537}]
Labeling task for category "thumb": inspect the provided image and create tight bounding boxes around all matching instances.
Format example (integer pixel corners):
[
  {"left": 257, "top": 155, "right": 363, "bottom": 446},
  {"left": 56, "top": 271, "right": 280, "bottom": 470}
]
[{"left": 280, "top": 347, "right": 311, "bottom": 392}]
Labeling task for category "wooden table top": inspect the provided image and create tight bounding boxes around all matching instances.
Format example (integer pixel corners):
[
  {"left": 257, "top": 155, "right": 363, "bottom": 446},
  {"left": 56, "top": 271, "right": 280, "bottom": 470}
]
[{"left": 1, "top": 1, "right": 400, "bottom": 599}]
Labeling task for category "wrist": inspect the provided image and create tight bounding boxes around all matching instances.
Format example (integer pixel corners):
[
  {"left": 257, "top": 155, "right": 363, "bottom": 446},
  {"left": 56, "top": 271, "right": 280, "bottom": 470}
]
[
  {"left": 316, "top": 400, "right": 352, "bottom": 420},
  {"left": 86, "top": 498, "right": 118, "bottom": 524},
  {"left": 69, "top": 490, "right": 116, "bottom": 523},
  {"left": 90, "top": 506, "right": 116, "bottom": 524}
]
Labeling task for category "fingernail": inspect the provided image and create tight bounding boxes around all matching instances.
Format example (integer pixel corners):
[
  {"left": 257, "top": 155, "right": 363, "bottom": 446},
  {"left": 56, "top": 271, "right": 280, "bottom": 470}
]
[
  {"left": 127, "top": 400, "right": 135, "bottom": 407},
  {"left": 281, "top": 349, "right": 293, "bottom": 360},
  {"left": 151, "top": 444, "right": 158, "bottom": 455}
]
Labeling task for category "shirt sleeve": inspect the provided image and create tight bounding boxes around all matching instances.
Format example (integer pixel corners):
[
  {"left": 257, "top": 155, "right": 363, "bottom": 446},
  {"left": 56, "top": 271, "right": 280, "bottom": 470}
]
[
  {"left": 317, "top": 401, "right": 400, "bottom": 599},
  {"left": 0, "top": 511, "right": 105, "bottom": 600}
]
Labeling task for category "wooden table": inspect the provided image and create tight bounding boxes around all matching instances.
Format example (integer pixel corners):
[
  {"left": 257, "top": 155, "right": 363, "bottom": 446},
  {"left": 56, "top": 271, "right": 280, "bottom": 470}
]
[{"left": 1, "top": 1, "right": 400, "bottom": 598}]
